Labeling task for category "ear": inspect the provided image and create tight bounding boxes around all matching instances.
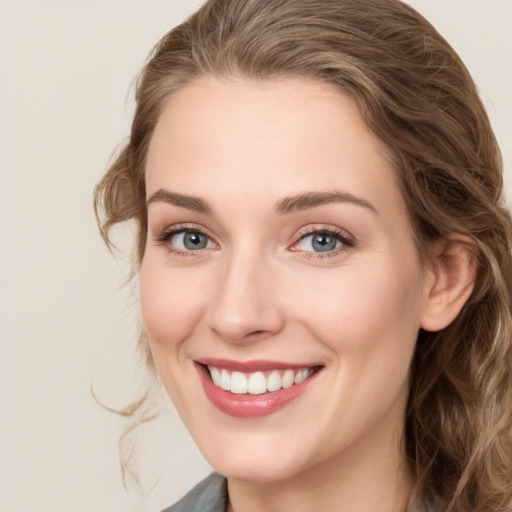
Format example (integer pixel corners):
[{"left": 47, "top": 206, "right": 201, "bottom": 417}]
[{"left": 420, "top": 235, "right": 478, "bottom": 332}]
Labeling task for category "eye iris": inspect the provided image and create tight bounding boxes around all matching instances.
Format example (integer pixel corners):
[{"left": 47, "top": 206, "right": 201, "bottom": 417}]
[
  {"left": 183, "top": 232, "right": 208, "bottom": 250},
  {"left": 312, "top": 233, "right": 337, "bottom": 252}
]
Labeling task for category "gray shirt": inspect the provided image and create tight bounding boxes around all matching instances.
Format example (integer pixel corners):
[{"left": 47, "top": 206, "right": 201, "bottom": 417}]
[
  {"left": 162, "top": 473, "right": 227, "bottom": 512},
  {"left": 162, "top": 473, "right": 435, "bottom": 512}
]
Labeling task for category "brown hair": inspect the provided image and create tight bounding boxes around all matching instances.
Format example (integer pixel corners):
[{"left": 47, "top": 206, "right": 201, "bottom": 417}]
[{"left": 94, "top": 0, "right": 512, "bottom": 509}]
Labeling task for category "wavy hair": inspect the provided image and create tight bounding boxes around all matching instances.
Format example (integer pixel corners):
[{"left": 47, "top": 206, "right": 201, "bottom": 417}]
[{"left": 94, "top": 0, "right": 512, "bottom": 509}]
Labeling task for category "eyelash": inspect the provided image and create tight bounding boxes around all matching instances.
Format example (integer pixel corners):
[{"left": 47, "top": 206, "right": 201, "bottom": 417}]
[
  {"left": 291, "top": 226, "right": 355, "bottom": 259},
  {"left": 153, "top": 224, "right": 355, "bottom": 259},
  {"left": 154, "top": 224, "right": 217, "bottom": 258}
]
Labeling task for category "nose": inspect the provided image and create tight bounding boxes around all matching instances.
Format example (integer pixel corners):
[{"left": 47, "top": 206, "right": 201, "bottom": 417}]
[{"left": 206, "top": 249, "right": 285, "bottom": 344}]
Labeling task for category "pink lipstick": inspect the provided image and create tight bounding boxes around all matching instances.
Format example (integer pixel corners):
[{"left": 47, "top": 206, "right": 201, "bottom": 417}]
[{"left": 195, "top": 359, "right": 322, "bottom": 418}]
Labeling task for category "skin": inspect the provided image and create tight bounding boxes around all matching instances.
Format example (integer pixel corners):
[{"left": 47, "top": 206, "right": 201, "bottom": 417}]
[{"left": 139, "top": 77, "right": 474, "bottom": 512}]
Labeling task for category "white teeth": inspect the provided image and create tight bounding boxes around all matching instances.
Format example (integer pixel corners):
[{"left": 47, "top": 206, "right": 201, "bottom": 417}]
[
  {"left": 230, "top": 372, "right": 248, "bottom": 394},
  {"left": 207, "top": 365, "right": 314, "bottom": 394},
  {"left": 267, "top": 370, "right": 282, "bottom": 392},
  {"left": 220, "top": 369, "right": 231, "bottom": 391},
  {"left": 294, "top": 369, "right": 306, "bottom": 385},
  {"left": 282, "top": 369, "right": 295, "bottom": 389},
  {"left": 209, "top": 366, "right": 221, "bottom": 386},
  {"left": 247, "top": 372, "right": 267, "bottom": 394}
]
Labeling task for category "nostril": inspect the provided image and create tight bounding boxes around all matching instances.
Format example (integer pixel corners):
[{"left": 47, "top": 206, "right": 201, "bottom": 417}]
[{"left": 243, "top": 329, "right": 271, "bottom": 340}]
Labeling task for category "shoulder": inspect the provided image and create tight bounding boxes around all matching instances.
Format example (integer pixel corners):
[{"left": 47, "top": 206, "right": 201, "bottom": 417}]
[{"left": 161, "top": 472, "right": 228, "bottom": 512}]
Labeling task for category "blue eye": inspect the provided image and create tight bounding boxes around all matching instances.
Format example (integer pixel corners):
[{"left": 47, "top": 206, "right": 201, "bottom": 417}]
[
  {"left": 158, "top": 229, "right": 215, "bottom": 252},
  {"left": 292, "top": 228, "right": 355, "bottom": 256},
  {"left": 298, "top": 232, "right": 342, "bottom": 252},
  {"left": 170, "top": 231, "right": 214, "bottom": 251}
]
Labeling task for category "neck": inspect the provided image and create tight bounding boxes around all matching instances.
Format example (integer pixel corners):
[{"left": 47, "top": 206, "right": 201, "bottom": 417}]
[{"left": 226, "top": 420, "right": 415, "bottom": 512}]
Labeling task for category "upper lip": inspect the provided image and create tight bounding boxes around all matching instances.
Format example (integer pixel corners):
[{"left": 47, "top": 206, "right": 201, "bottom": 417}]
[{"left": 196, "top": 358, "right": 320, "bottom": 372}]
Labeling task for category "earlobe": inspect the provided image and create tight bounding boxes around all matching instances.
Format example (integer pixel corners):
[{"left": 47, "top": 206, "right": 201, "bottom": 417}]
[{"left": 420, "top": 235, "right": 478, "bottom": 332}]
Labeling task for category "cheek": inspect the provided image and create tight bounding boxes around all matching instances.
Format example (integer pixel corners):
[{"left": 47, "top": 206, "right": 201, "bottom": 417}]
[
  {"left": 139, "top": 258, "right": 207, "bottom": 351},
  {"left": 293, "top": 261, "right": 424, "bottom": 434},
  {"left": 289, "top": 259, "right": 425, "bottom": 360}
]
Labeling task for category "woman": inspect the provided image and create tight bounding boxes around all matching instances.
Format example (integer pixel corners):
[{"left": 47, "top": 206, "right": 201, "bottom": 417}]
[{"left": 94, "top": 0, "right": 512, "bottom": 510}]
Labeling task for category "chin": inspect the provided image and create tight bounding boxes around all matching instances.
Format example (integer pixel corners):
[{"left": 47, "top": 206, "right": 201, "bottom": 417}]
[
  {"left": 192, "top": 427, "right": 317, "bottom": 484},
  {"left": 211, "top": 456, "right": 304, "bottom": 484}
]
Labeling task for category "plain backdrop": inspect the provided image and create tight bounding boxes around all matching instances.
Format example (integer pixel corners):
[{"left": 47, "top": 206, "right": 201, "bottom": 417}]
[{"left": 1, "top": 1, "right": 511, "bottom": 511}]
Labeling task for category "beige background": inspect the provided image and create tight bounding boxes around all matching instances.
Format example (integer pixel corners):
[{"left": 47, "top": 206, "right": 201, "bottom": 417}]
[{"left": 1, "top": 1, "right": 511, "bottom": 511}]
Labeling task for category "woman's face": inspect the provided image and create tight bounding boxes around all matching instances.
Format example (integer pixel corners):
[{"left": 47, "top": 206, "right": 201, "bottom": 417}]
[{"left": 140, "top": 77, "right": 432, "bottom": 483}]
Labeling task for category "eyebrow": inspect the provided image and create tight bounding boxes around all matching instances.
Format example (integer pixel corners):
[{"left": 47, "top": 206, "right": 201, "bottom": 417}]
[
  {"left": 146, "top": 188, "right": 377, "bottom": 216},
  {"left": 274, "top": 191, "right": 377, "bottom": 215},
  {"left": 146, "top": 189, "right": 214, "bottom": 214}
]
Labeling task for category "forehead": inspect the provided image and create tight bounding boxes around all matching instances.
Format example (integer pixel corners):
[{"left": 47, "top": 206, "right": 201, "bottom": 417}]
[{"left": 145, "top": 77, "right": 403, "bottom": 217}]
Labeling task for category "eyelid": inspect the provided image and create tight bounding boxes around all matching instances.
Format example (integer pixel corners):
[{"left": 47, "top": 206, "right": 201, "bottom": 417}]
[
  {"left": 151, "top": 222, "right": 355, "bottom": 259},
  {"left": 153, "top": 223, "right": 219, "bottom": 253},
  {"left": 289, "top": 225, "right": 356, "bottom": 257}
]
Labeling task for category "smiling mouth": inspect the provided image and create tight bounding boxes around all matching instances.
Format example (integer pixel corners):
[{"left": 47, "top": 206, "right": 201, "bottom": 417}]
[
  {"left": 196, "top": 360, "right": 323, "bottom": 417},
  {"left": 205, "top": 365, "right": 321, "bottom": 395}
]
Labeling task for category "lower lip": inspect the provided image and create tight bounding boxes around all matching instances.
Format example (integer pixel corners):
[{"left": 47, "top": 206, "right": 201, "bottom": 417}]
[{"left": 196, "top": 363, "right": 320, "bottom": 418}]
